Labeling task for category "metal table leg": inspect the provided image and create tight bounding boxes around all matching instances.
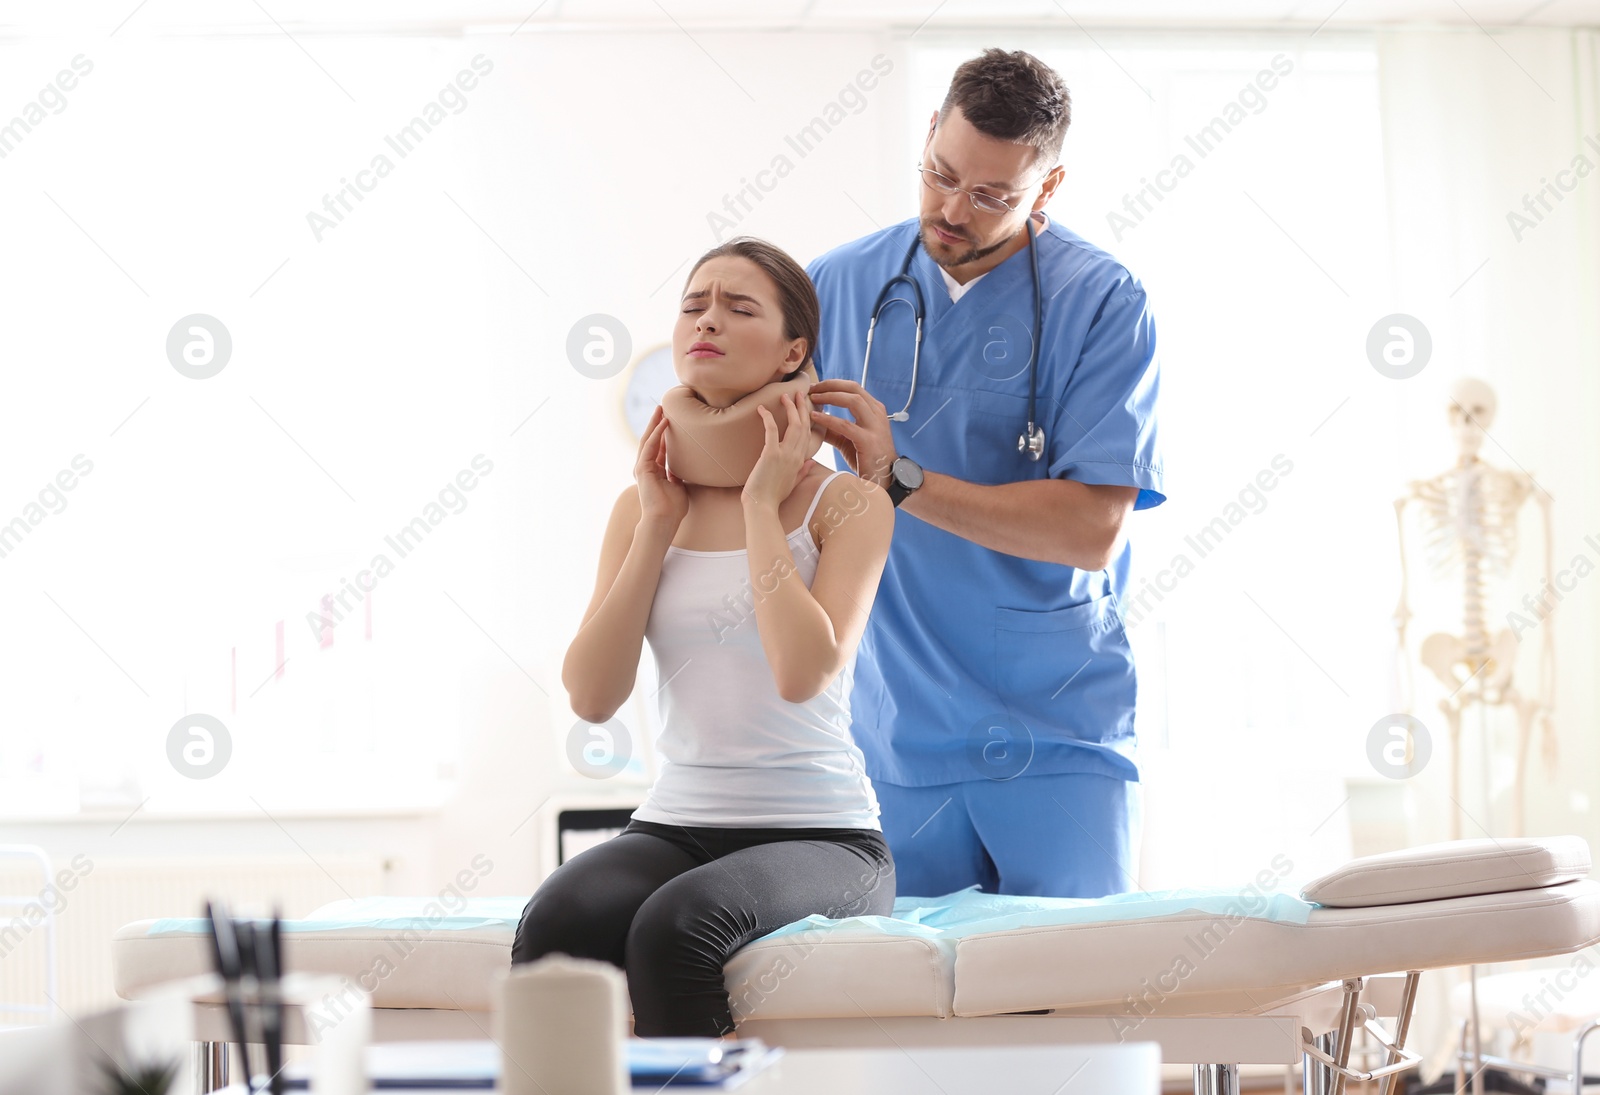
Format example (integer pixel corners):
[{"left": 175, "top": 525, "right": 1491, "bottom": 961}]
[
  {"left": 193, "top": 1040, "right": 229, "bottom": 1094},
  {"left": 1193, "top": 1063, "right": 1239, "bottom": 1095},
  {"left": 1303, "top": 1031, "right": 1336, "bottom": 1095}
]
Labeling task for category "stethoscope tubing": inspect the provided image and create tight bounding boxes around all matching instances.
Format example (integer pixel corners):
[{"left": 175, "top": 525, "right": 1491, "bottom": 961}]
[{"left": 861, "top": 217, "right": 1045, "bottom": 458}]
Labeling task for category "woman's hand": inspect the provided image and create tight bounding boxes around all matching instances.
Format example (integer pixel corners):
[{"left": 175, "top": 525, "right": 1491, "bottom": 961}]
[
  {"left": 743, "top": 391, "right": 813, "bottom": 512},
  {"left": 636, "top": 405, "right": 689, "bottom": 530}
]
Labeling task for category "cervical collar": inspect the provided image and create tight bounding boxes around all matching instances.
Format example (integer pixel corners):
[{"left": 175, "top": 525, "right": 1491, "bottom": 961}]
[{"left": 661, "top": 363, "right": 825, "bottom": 487}]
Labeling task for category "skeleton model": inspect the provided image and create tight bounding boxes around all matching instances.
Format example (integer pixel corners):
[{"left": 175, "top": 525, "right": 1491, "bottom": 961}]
[{"left": 1392, "top": 378, "right": 1556, "bottom": 838}]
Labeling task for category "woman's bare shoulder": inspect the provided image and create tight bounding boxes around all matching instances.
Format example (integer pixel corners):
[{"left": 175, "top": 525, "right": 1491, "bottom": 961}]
[
  {"left": 603, "top": 484, "right": 641, "bottom": 541},
  {"left": 808, "top": 465, "right": 893, "bottom": 549},
  {"left": 612, "top": 482, "right": 641, "bottom": 517}
]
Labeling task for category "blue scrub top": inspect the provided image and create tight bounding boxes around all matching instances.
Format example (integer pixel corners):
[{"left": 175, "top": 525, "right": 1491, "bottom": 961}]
[{"left": 807, "top": 215, "right": 1166, "bottom": 788}]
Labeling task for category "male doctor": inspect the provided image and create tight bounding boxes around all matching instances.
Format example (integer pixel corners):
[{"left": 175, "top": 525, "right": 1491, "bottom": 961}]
[{"left": 806, "top": 49, "right": 1166, "bottom": 900}]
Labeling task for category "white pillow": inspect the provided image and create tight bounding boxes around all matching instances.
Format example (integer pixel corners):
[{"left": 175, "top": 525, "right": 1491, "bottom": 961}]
[{"left": 1301, "top": 836, "right": 1591, "bottom": 908}]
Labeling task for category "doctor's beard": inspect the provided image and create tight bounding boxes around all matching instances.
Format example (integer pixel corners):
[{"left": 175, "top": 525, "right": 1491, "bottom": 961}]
[{"left": 919, "top": 216, "right": 1021, "bottom": 270}]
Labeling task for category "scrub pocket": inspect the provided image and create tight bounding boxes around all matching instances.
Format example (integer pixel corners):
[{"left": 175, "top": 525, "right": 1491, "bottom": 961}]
[{"left": 991, "top": 591, "right": 1136, "bottom": 750}]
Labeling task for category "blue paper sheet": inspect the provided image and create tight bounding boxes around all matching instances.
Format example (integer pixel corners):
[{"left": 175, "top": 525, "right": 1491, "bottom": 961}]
[{"left": 147, "top": 886, "right": 1314, "bottom": 942}]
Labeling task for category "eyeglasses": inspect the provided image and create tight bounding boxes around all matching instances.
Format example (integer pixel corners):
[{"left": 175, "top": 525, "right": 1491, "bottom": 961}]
[{"left": 917, "top": 162, "right": 1026, "bottom": 216}]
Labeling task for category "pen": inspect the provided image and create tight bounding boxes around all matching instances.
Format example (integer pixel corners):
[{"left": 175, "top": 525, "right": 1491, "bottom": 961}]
[
  {"left": 205, "top": 900, "right": 254, "bottom": 1093},
  {"left": 260, "top": 910, "right": 284, "bottom": 1095},
  {"left": 236, "top": 918, "right": 263, "bottom": 1094}
]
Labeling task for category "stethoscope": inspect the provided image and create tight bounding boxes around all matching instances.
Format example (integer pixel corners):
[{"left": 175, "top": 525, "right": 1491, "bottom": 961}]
[{"left": 859, "top": 213, "right": 1046, "bottom": 460}]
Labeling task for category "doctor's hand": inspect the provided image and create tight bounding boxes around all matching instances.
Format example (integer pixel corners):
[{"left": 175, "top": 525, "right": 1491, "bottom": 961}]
[
  {"left": 743, "top": 392, "right": 814, "bottom": 512},
  {"left": 635, "top": 405, "right": 689, "bottom": 530},
  {"left": 808, "top": 379, "right": 897, "bottom": 491}
]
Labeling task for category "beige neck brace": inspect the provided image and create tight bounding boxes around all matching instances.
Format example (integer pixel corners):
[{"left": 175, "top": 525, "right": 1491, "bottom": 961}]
[{"left": 660, "top": 363, "right": 825, "bottom": 487}]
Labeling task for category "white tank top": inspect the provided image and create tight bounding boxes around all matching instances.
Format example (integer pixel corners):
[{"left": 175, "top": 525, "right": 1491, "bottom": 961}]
[{"left": 631, "top": 469, "right": 881, "bottom": 830}]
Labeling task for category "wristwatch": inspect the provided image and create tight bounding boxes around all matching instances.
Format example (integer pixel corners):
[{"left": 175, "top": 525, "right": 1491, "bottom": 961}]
[{"left": 886, "top": 455, "right": 924, "bottom": 508}]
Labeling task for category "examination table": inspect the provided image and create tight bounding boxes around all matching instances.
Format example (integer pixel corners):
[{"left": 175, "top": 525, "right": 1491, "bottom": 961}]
[{"left": 113, "top": 835, "right": 1600, "bottom": 1094}]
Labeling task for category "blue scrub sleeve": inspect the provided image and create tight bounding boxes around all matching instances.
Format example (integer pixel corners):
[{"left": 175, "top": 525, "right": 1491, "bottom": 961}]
[{"left": 1046, "top": 283, "right": 1166, "bottom": 510}]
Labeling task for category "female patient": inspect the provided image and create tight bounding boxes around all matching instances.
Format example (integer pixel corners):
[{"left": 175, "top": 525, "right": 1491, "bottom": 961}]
[{"left": 511, "top": 237, "right": 896, "bottom": 1039}]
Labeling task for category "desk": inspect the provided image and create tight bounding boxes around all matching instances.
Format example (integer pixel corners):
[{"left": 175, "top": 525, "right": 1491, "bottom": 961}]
[{"left": 216, "top": 1041, "right": 1160, "bottom": 1094}]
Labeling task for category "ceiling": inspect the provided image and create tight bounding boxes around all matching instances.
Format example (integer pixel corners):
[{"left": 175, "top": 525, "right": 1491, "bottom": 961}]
[{"left": 3, "top": 0, "right": 1599, "bottom": 34}]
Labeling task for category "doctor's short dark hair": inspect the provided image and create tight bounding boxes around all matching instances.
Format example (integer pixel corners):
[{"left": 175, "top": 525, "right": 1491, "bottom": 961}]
[
  {"left": 940, "top": 49, "right": 1071, "bottom": 169},
  {"left": 685, "top": 237, "right": 818, "bottom": 382}
]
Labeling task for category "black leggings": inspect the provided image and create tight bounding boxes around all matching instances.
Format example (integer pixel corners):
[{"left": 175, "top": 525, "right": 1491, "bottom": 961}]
[{"left": 510, "top": 818, "right": 895, "bottom": 1037}]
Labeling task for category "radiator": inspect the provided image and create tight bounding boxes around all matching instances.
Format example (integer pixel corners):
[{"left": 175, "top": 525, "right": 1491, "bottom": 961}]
[{"left": 0, "top": 853, "right": 387, "bottom": 1022}]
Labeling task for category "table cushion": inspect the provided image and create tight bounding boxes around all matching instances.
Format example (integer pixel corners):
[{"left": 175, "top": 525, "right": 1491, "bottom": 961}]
[
  {"left": 114, "top": 896, "right": 954, "bottom": 1020},
  {"left": 1300, "top": 836, "right": 1590, "bottom": 908},
  {"left": 113, "top": 840, "right": 1600, "bottom": 1025},
  {"left": 951, "top": 880, "right": 1600, "bottom": 1018}
]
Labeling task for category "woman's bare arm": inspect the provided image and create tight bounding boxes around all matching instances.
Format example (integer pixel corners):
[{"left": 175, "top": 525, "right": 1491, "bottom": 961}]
[
  {"left": 742, "top": 473, "right": 894, "bottom": 703},
  {"left": 562, "top": 486, "right": 677, "bottom": 724}
]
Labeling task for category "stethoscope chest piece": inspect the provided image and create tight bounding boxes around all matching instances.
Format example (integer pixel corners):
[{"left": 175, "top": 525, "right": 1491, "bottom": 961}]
[{"left": 1019, "top": 424, "right": 1045, "bottom": 460}]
